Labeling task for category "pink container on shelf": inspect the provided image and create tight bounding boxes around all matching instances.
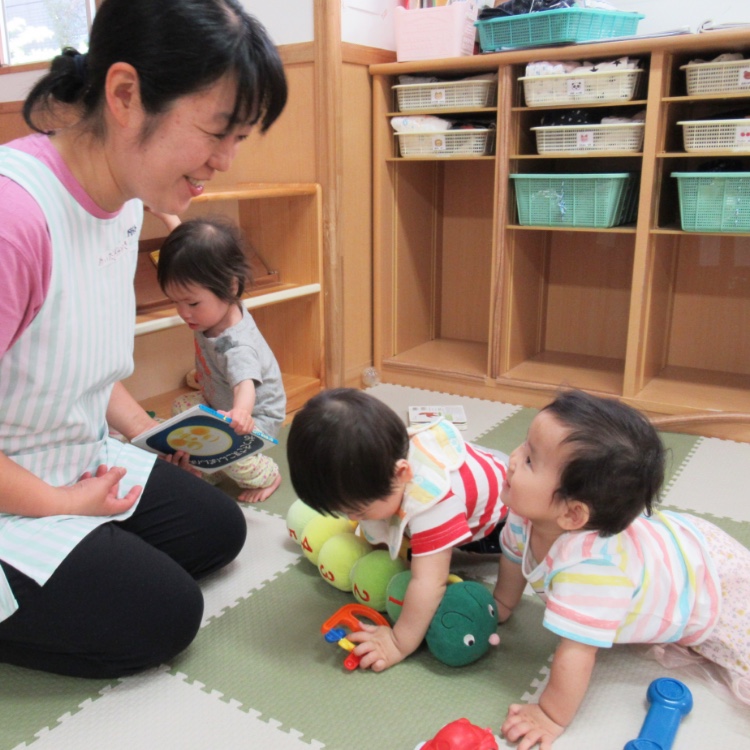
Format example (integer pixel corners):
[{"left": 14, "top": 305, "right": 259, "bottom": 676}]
[{"left": 394, "top": 3, "right": 478, "bottom": 63}]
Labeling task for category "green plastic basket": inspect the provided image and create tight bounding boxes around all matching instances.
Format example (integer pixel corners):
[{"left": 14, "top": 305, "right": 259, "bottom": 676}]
[
  {"left": 672, "top": 172, "right": 750, "bottom": 233},
  {"left": 510, "top": 173, "right": 638, "bottom": 228},
  {"left": 475, "top": 8, "right": 643, "bottom": 52}
]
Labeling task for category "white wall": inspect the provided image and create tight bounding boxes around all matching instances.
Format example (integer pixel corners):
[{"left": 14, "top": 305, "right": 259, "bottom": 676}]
[
  {"left": 605, "top": 0, "right": 750, "bottom": 35},
  {"left": 0, "top": 0, "right": 315, "bottom": 104},
  {"left": 339, "top": 0, "right": 750, "bottom": 48},
  {"left": 2, "top": 0, "right": 750, "bottom": 102}
]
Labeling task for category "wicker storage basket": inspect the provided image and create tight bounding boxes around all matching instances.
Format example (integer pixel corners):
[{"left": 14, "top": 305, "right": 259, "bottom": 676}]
[
  {"left": 678, "top": 119, "right": 750, "bottom": 152},
  {"left": 681, "top": 59, "right": 750, "bottom": 97},
  {"left": 393, "top": 79, "right": 496, "bottom": 112},
  {"left": 397, "top": 129, "right": 495, "bottom": 158},
  {"left": 520, "top": 69, "right": 642, "bottom": 108},
  {"left": 532, "top": 122, "right": 644, "bottom": 154}
]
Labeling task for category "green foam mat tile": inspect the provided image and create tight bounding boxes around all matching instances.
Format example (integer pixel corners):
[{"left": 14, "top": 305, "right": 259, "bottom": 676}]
[{"left": 170, "top": 560, "right": 557, "bottom": 750}]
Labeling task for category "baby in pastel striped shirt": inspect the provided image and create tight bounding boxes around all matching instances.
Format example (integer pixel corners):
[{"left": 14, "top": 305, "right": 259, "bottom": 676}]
[{"left": 494, "top": 389, "right": 749, "bottom": 749}]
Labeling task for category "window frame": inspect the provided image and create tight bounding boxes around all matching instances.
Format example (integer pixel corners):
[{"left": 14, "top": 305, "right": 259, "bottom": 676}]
[{"left": 0, "top": 0, "right": 101, "bottom": 70}]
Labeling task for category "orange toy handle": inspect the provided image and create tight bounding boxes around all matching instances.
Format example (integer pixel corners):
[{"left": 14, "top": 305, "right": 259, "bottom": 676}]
[{"left": 321, "top": 603, "right": 389, "bottom": 635}]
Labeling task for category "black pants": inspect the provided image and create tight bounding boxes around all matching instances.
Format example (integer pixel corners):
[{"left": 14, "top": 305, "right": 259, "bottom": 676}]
[{"left": 0, "top": 460, "right": 246, "bottom": 678}]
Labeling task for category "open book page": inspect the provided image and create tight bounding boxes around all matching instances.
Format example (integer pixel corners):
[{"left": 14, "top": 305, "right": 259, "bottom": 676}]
[{"left": 132, "top": 404, "right": 277, "bottom": 473}]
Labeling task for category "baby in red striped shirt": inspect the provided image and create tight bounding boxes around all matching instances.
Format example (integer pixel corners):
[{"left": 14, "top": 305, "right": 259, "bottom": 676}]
[{"left": 287, "top": 387, "right": 507, "bottom": 671}]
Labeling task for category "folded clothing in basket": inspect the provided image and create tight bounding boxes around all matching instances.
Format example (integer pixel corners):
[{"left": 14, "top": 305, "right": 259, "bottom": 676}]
[
  {"left": 391, "top": 115, "right": 454, "bottom": 133},
  {"left": 525, "top": 56, "right": 640, "bottom": 77},
  {"left": 538, "top": 108, "right": 644, "bottom": 126},
  {"left": 391, "top": 116, "right": 495, "bottom": 134}
]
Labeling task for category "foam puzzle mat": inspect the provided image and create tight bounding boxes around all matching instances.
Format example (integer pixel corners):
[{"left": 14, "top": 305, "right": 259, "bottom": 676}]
[{"left": 1, "top": 384, "right": 748, "bottom": 750}]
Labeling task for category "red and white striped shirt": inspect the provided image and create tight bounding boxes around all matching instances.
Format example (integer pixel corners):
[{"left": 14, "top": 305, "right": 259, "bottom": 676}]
[{"left": 408, "top": 442, "right": 508, "bottom": 556}]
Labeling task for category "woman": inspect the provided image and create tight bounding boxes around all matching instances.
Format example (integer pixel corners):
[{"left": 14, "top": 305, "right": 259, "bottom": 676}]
[{"left": 0, "top": 0, "right": 287, "bottom": 677}]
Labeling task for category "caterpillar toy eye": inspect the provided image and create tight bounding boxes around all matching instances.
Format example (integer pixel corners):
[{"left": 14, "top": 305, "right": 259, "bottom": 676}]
[
  {"left": 488, "top": 603, "right": 496, "bottom": 618},
  {"left": 463, "top": 634, "right": 476, "bottom": 647}
]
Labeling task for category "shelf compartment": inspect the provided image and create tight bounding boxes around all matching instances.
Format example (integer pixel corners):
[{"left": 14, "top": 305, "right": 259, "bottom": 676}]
[
  {"left": 637, "top": 234, "right": 750, "bottom": 410},
  {"left": 384, "top": 159, "right": 494, "bottom": 375},
  {"left": 633, "top": 366, "right": 750, "bottom": 415},
  {"left": 384, "top": 339, "right": 488, "bottom": 381},
  {"left": 500, "top": 230, "right": 633, "bottom": 395},
  {"left": 500, "top": 351, "right": 624, "bottom": 395}
]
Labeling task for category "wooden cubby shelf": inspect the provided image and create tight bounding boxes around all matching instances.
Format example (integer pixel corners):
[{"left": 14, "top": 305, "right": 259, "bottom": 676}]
[
  {"left": 127, "top": 183, "right": 325, "bottom": 418},
  {"left": 371, "top": 30, "right": 750, "bottom": 442}
]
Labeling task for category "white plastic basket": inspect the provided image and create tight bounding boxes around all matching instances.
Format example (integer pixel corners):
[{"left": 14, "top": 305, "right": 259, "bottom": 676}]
[
  {"left": 532, "top": 122, "right": 644, "bottom": 154},
  {"left": 393, "top": 79, "right": 496, "bottom": 112},
  {"left": 678, "top": 119, "right": 750, "bottom": 152},
  {"left": 520, "top": 69, "right": 642, "bottom": 108},
  {"left": 396, "top": 129, "right": 495, "bottom": 157},
  {"left": 681, "top": 59, "right": 750, "bottom": 97}
]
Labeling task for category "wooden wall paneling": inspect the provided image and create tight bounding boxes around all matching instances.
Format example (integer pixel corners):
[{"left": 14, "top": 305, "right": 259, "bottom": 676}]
[
  {"left": 623, "top": 50, "right": 666, "bottom": 397},
  {"left": 439, "top": 160, "right": 494, "bottom": 345},
  {"left": 372, "top": 73, "right": 396, "bottom": 366},
  {"left": 341, "top": 61, "right": 375, "bottom": 386},
  {"left": 314, "top": 0, "right": 344, "bottom": 388}
]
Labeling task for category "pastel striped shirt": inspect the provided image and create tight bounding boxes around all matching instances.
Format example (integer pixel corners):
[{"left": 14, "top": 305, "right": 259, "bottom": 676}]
[
  {"left": 0, "top": 141, "right": 156, "bottom": 623},
  {"left": 501, "top": 509, "right": 721, "bottom": 648}
]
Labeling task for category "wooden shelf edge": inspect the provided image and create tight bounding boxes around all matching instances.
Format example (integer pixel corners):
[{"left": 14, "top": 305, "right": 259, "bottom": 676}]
[
  {"left": 135, "top": 283, "right": 321, "bottom": 336},
  {"left": 193, "top": 183, "right": 321, "bottom": 202},
  {"left": 507, "top": 224, "right": 636, "bottom": 234},
  {"left": 137, "top": 374, "right": 321, "bottom": 421}
]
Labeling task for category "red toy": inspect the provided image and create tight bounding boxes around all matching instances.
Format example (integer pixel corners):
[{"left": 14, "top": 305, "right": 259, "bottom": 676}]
[{"left": 418, "top": 718, "right": 498, "bottom": 750}]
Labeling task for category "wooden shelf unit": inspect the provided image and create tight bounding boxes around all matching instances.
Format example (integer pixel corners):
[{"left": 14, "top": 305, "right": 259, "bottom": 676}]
[
  {"left": 371, "top": 30, "right": 750, "bottom": 441},
  {"left": 125, "top": 183, "right": 325, "bottom": 417}
]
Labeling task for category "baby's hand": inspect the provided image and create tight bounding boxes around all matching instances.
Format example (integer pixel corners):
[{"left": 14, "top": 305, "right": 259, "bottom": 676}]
[
  {"left": 223, "top": 408, "right": 255, "bottom": 435},
  {"left": 502, "top": 703, "right": 565, "bottom": 750},
  {"left": 347, "top": 623, "right": 407, "bottom": 672},
  {"left": 144, "top": 206, "right": 181, "bottom": 232}
]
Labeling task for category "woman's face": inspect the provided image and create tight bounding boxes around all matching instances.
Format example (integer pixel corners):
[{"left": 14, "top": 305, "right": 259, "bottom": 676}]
[{"left": 117, "top": 75, "right": 252, "bottom": 214}]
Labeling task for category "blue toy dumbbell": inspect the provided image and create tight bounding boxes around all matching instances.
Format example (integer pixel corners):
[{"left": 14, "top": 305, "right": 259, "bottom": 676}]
[{"left": 624, "top": 678, "right": 693, "bottom": 750}]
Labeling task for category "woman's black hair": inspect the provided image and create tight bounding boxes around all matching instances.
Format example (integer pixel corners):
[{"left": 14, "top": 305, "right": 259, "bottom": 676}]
[
  {"left": 287, "top": 388, "right": 411, "bottom": 515},
  {"left": 157, "top": 216, "right": 250, "bottom": 304},
  {"left": 23, "top": 0, "right": 287, "bottom": 137},
  {"left": 543, "top": 390, "right": 666, "bottom": 536}
]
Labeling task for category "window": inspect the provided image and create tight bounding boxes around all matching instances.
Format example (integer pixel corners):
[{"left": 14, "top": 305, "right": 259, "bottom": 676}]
[{"left": 1, "top": 0, "right": 95, "bottom": 66}]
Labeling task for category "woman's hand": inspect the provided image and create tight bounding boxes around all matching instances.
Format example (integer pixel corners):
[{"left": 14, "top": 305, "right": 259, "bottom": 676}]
[
  {"left": 62, "top": 465, "right": 142, "bottom": 516},
  {"left": 348, "top": 623, "right": 409, "bottom": 672},
  {"left": 159, "top": 450, "right": 202, "bottom": 477}
]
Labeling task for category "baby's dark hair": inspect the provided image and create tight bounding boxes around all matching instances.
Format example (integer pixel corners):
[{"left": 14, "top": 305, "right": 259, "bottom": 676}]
[
  {"left": 287, "top": 388, "right": 410, "bottom": 515},
  {"left": 543, "top": 390, "right": 666, "bottom": 536},
  {"left": 157, "top": 217, "right": 250, "bottom": 304}
]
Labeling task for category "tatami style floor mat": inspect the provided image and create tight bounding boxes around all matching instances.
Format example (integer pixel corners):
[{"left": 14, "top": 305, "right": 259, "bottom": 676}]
[{"left": 1, "top": 385, "right": 748, "bottom": 750}]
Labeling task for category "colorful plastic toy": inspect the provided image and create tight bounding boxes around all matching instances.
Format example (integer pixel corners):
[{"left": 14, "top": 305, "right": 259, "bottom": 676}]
[
  {"left": 415, "top": 718, "right": 499, "bottom": 750},
  {"left": 623, "top": 678, "right": 693, "bottom": 750},
  {"left": 321, "top": 603, "right": 390, "bottom": 671}
]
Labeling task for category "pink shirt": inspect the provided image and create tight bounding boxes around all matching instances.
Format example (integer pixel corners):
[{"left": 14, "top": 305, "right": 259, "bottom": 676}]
[{"left": 0, "top": 134, "right": 119, "bottom": 355}]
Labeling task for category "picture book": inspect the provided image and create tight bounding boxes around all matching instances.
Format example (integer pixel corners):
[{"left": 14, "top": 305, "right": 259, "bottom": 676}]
[
  {"left": 408, "top": 405, "right": 468, "bottom": 430},
  {"left": 132, "top": 404, "right": 278, "bottom": 473}
]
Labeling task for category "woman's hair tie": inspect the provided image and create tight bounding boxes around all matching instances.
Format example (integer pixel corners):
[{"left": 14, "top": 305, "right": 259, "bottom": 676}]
[{"left": 72, "top": 53, "right": 88, "bottom": 81}]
